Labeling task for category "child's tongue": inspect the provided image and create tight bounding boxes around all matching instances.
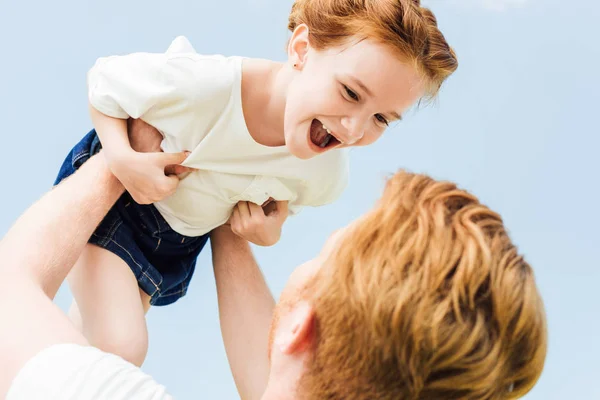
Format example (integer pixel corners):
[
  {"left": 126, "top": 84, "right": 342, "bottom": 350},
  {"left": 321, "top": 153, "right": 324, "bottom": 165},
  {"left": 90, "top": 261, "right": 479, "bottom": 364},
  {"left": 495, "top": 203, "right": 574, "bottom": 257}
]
[{"left": 310, "top": 119, "right": 331, "bottom": 148}]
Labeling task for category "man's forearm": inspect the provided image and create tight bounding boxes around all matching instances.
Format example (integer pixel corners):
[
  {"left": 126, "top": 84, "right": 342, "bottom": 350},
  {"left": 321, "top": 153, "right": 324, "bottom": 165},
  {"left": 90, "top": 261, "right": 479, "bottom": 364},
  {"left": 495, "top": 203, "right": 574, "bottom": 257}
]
[
  {"left": 211, "top": 226, "right": 275, "bottom": 400},
  {"left": 0, "top": 154, "right": 124, "bottom": 298}
]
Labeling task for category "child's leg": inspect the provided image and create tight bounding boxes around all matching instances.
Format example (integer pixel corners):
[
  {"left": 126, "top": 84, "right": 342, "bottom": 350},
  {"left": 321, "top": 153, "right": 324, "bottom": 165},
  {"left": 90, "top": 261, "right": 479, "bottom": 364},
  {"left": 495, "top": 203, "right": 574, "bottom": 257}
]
[
  {"left": 67, "top": 243, "right": 151, "bottom": 367},
  {"left": 68, "top": 286, "right": 150, "bottom": 331}
]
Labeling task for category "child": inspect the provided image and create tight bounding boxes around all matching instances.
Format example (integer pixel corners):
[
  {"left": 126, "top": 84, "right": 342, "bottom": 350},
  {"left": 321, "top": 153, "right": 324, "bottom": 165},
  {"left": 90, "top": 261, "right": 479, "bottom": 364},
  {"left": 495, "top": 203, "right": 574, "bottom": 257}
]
[{"left": 55, "top": 0, "right": 458, "bottom": 366}]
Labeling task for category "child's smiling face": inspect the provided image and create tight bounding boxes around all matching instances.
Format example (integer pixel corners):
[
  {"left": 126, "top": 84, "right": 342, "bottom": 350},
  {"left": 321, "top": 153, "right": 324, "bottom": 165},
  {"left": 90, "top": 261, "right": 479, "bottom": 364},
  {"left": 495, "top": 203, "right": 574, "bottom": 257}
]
[{"left": 283, "top": 25, "right": 425, "bottom": 160}]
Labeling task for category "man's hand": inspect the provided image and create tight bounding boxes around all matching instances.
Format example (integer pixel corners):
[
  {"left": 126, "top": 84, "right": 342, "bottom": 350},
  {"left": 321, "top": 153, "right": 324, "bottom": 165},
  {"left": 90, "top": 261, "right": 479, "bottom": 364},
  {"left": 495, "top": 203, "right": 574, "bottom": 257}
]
[
  {"left": 228, "top": 200, "right": 288, "bottom": 246},
  {"left": 127, "top": 118, "right": 163, "bottom": 153}
]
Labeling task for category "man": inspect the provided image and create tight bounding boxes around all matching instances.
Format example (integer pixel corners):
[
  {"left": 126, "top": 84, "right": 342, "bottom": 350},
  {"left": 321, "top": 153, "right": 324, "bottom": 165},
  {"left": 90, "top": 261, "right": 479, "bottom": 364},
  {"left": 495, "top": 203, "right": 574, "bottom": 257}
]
[{"left": 0, "top": 121, "right": 547, "bottom": 399}]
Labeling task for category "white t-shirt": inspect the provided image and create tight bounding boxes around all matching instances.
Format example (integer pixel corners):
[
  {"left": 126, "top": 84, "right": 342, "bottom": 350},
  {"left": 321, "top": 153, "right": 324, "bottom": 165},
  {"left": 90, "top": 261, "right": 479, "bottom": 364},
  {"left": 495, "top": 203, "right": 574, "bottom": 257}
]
[
  {"left": 7, "top": 344, "right": 173, "bottom": 400},
  {"left": 87, "top": 36, "right": 349, "bottom": 236}
]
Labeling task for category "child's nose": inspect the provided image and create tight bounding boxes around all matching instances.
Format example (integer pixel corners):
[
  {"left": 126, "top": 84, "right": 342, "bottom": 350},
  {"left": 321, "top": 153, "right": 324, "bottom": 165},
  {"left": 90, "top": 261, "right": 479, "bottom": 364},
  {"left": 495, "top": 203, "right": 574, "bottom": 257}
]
[{"left": 341, "top": 116, "right": 366, "bottom": 144}]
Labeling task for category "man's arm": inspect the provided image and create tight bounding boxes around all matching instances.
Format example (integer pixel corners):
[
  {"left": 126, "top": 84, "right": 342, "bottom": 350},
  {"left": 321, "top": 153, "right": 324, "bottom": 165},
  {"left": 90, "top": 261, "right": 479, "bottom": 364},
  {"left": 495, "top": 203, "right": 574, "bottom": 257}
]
[
  {"left": 0, "top": 155, "right": 124, "bottom": 297},
  {"left": 0, "top": 155, "right": 125, "bottom": 396},
  {"left": 211, "top": 226, "right": 276, "bottom": 400}
]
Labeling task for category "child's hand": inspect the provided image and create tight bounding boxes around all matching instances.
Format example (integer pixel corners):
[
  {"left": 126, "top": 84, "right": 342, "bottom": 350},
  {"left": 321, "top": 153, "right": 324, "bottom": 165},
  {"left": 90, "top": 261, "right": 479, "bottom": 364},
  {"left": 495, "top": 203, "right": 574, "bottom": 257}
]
[
  {"left": 227, "top": 200, "right": 289, "bottom": 246},
  {"left": 109, "top": 150, "right": 191, "bottom": 204}
]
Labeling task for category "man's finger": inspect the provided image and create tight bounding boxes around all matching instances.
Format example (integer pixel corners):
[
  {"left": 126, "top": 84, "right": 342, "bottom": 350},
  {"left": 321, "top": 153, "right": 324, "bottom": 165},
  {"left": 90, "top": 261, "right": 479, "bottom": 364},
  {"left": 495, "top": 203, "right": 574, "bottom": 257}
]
[
  {"left": 233, "top": 206, "right": 241, "bottom": 226},
  {"left": 230, "top": 206, "right": 242, "bottom": 234},
  {"left": 225, "top": 207, "right": 237, "bottom": 226}
]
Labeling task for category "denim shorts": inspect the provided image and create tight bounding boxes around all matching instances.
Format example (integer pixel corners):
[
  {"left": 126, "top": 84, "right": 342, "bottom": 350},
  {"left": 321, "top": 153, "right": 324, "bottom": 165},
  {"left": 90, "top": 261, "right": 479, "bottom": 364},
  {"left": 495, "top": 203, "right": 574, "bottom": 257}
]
[{"left": 54, "top": 129, "right": 209, "bottom": 306}]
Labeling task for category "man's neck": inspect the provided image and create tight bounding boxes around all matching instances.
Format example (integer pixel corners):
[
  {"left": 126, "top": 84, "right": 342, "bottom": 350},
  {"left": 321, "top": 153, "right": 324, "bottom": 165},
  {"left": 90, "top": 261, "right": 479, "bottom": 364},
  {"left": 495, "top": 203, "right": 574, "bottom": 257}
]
[
  {"left": 259, "top": 354, "right": 309, "bottom": 400},
  {"left": 241, "top": 58, "right": 290, "bottom": 147},
  {"left": 260, "top": 380, "right": 298, "bottom": 400}
]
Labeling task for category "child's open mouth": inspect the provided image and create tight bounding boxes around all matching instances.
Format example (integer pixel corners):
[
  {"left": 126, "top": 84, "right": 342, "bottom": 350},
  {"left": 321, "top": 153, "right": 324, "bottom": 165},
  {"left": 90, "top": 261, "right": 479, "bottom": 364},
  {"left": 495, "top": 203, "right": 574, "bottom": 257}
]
[{"left": 309, "top": 119, "right": 341, "bottom": 150}]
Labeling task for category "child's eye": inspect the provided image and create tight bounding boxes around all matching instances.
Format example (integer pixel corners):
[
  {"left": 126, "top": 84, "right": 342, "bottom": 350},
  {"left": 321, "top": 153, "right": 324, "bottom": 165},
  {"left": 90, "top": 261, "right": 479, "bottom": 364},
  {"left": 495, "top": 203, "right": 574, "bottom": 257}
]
[
  {"left": 344, "top": 85, "right": 359, "bottom": 101},
  {"left": 375, "top": 114, "right": 389, "bottom": 126}
]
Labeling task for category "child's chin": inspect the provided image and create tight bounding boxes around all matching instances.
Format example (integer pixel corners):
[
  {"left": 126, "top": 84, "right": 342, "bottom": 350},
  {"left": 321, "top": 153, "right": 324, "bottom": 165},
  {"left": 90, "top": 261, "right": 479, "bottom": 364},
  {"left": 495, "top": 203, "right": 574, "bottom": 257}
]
[{"left": 287, "top": 142, "right": 316, "bottom": 160}]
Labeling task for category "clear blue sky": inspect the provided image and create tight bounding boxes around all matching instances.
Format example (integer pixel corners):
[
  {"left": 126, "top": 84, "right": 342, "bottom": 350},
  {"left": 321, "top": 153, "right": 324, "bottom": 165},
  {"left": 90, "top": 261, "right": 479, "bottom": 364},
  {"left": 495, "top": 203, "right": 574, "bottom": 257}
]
[{"left": 0, "top": 0, "right": 597, "bottom": 398}]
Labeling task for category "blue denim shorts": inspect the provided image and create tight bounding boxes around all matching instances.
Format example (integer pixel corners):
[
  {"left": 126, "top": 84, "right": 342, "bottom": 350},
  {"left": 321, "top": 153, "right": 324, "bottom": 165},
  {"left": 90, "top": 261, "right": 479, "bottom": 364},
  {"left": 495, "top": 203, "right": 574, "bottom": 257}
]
[{"left": 54, "top": 129, "right": 209, "bottom": 306}]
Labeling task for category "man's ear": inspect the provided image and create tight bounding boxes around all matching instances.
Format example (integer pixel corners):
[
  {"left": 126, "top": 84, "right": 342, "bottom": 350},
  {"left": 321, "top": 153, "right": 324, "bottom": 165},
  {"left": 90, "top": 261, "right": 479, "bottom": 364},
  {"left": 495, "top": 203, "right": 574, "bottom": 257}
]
[
  {"left": 287, "top": 23, "right": 310, "bottom": 69},
  {"left": 277, "top": 301, "right": 315, "bottom": 355}
]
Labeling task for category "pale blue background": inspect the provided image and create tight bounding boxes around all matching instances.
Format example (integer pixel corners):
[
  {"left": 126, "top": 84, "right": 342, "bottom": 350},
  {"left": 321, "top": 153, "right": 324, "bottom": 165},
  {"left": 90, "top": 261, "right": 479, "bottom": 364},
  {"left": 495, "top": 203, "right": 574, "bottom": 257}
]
[{"left": 0, "top": 0, "right": 598, "bottom": 398}]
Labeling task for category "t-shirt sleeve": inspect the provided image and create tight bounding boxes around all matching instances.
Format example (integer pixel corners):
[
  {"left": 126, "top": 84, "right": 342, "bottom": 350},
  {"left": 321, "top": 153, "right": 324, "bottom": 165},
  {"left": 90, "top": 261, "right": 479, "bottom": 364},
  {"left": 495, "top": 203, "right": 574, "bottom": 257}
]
[
  {"left": 87, "top": 44, "right": 232, "bottom": 125},
  {"left": 88, "top": 52, "right": 175, "bottom": 119}
]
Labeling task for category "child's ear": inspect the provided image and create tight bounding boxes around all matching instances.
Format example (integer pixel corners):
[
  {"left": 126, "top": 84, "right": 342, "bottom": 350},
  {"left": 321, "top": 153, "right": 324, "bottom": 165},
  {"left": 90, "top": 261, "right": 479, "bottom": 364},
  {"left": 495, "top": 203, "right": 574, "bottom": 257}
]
[{"left": 287, "top": 23, "right": 310, "bottom": 69}]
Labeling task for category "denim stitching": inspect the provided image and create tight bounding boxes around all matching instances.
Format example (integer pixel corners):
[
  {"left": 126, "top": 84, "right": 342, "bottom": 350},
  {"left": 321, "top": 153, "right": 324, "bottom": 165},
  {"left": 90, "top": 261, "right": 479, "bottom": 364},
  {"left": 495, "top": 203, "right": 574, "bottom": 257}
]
[
  {"left": 148, "top": 206, "right": 164, "bottom": 234},
  {"left": 146, "top": 206, "right": 165, "bottom": 253},
  {"left": 159, "top": 287, "right": 187, "bottom": 297},
  {"left": 107, "top": 238, "right": 162, "bottom": 295},
  {"left": 165, "top": 280, "right": 189, "bottom": 297},
  {"left": 95, "top": 218, "right": 123, "bottom": 247},
  {"left": 71, "top": 152, "right": 90, "bottom": 166}
]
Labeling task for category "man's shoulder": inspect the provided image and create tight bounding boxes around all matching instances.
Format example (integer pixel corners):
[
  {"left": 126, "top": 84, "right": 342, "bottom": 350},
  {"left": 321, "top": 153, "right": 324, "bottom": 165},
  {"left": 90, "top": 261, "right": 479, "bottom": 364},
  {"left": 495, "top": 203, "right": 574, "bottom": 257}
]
[{"left": 7, "top": 344, "right": 174, "bottom": 400}]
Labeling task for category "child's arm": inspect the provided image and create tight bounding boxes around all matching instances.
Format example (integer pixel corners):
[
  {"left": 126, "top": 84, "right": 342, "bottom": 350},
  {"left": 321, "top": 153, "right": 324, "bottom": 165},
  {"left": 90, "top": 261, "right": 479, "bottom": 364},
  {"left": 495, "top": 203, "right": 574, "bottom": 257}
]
[
  {"left": 227, "top": 200, "right": 289, "bottom": 246},
  {"left": 89, "top": 102, "right": 130, "bottom": 161},
  {"left": 86, "top": 51, "right": 198, "bottom": 204},
  {"left": 89, "top": 105, "right": 187, "bottom": 204},
  {"left": 210, "top": 225, "right": 275, "bottom": 400}
]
